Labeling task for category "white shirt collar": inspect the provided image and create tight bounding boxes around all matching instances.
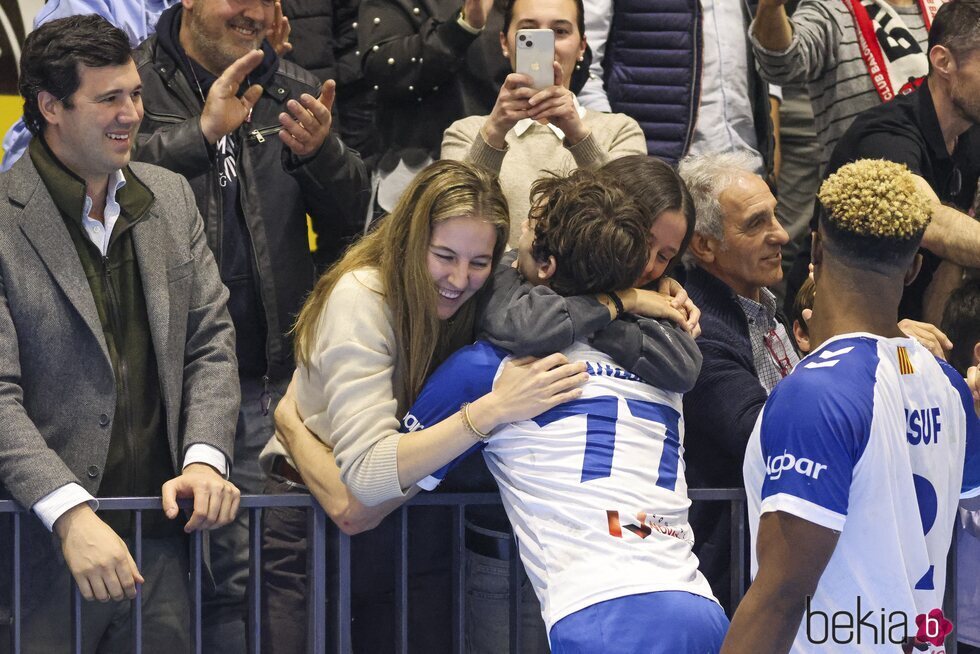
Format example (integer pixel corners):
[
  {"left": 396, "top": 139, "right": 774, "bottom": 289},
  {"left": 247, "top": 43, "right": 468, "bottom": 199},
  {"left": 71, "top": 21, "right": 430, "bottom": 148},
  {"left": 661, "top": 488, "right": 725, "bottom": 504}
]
[
  {"left": 81, "top": 169, "right": 127, "bottom": 257},
  {"left": 512, "top": 95, "right": 587, "bottom": 140}
]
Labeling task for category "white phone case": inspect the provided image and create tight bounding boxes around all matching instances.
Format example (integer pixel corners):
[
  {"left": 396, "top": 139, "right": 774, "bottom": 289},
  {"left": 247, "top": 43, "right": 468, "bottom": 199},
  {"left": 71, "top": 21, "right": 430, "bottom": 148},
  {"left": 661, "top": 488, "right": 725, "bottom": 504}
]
[{"left": 515, "top": 28, "right": 555, "bottom": 90}]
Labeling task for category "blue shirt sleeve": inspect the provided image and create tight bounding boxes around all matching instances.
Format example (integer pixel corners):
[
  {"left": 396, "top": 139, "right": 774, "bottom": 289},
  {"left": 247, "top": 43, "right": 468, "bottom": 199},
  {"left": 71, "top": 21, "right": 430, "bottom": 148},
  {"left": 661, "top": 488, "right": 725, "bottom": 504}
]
[
  {"left": 936, "top": 359, "right": 980, "bottom": 497},
  {"left": 401, "top": 341, "right": 506, "bottom": 490},
  {"left": 758, "top": 339, "right": 877, "bottom": 528}
]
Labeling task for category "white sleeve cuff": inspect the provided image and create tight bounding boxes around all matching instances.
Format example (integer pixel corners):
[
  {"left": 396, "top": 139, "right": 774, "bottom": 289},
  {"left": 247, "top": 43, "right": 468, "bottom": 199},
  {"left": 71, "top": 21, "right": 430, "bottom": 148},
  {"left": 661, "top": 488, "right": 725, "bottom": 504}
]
[
  {"left": 33, "top": 483, "right": 98, "bottom": 532},
  {"left": 760, "top": 493, "right": 846, "bottom": 533},
  {"left": 457, "top": 14, "right": 483, "bottom": 34},
  {"left": 183, "top": 443, "right": 229, "bottom": 478},
  {"left": 768, "top": 83, "right": 783, "bottom": 102}
]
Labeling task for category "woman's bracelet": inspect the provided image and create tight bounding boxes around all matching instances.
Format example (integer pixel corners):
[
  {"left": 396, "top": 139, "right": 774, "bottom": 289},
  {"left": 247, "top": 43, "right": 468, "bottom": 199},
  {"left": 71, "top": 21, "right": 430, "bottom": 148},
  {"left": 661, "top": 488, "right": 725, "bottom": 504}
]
[{"left": 460, "top": 402, "right": 492, "bottom": 442}]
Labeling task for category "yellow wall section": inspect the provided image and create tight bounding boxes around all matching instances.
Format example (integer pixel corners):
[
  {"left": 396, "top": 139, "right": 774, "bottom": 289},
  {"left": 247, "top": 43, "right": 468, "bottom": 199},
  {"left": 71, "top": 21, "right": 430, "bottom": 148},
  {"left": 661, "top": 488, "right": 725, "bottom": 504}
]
[
  {"left": 0, "top": 95, "right": 21, "bottom": 158},
  {"left": 0, "top": 93, "right": 318, "bottom": 251}
]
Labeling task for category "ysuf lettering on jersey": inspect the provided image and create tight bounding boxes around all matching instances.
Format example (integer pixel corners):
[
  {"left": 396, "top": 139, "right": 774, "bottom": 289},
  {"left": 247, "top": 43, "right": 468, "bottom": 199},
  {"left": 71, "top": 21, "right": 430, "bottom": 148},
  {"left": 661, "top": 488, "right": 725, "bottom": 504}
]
[
  {"left": 765, "top": 451, "right": 828, "bottom": 481},
  {"left": 906, "top": 407, "right": 941, "bottom": 446}
]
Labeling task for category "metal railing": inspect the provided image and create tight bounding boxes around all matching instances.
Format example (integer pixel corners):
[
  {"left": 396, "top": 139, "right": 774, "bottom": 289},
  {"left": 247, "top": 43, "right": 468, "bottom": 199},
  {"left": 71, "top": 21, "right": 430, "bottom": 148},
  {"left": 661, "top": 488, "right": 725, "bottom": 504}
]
[{"left": 1, "top": 489, "right": 750, "bottom": 653}]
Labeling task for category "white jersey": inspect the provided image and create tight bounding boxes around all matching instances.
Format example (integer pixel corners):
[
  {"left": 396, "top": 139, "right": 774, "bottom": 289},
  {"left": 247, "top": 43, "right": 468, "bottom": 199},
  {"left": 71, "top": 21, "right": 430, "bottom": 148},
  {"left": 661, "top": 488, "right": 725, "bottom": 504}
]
[
  {"left": 410, "top": 339, "right": 716, "bottom": 630},
  {"left": 743, "top": 334, "right": 980, "bottom": 653}
]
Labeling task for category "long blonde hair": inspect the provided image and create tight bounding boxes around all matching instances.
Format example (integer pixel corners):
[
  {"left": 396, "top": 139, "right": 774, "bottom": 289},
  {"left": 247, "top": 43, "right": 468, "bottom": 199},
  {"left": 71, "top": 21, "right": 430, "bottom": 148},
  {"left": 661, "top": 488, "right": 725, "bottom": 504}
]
[{"left": 294, "top": 160, "right": 510, "bottom": 403}]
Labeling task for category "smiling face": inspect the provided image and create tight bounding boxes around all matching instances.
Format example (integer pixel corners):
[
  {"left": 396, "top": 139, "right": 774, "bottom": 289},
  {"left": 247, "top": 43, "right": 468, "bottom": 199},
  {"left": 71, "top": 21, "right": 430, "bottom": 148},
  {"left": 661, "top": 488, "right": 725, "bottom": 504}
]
[
  {"left": 501, "top": 0, "right": 586, "bottom": 89},
  {"left": 635, "top": 209, "right": 687, "bottom": 287},
  {"left": 705, "top": 173, "right": 787, "bottom": 301},
  {"left": 181, "top": 0, "right": 272, "bottom": 74},
  {"left": 41, "top": 60, "right": 143, "bottom": 190},
  {"left": 427, "top": 215, "right": 498, "bottom": 320}
]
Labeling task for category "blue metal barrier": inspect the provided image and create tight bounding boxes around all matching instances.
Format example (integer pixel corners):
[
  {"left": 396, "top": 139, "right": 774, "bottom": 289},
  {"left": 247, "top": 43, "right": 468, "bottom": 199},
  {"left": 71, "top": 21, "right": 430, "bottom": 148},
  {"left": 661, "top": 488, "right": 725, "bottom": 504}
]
[{"left": 0, "top": 489, "right": 758, "bottom": 654}]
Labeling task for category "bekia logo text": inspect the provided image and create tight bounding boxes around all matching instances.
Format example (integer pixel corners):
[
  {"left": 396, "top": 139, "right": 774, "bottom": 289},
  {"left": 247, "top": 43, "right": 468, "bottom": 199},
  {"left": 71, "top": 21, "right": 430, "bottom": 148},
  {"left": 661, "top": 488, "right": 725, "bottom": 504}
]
[{"left": 806, "top": 597, "right": 952, "bottom": 649}]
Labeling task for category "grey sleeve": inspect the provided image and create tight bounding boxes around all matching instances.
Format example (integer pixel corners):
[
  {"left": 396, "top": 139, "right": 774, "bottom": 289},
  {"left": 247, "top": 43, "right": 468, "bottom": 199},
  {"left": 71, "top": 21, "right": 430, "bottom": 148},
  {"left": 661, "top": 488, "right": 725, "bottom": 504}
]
[
  {"left": 590, "top": 316, "right": 703, "bottom": 393},
  {"left": 477, "top": 252, "right": 612, "bottom": 356},
  {"left": 750, "top": 1, "right": 842, "bottom": 85},
  {"left": 176, "top": 177, "right": 240, "bottom": 463}
]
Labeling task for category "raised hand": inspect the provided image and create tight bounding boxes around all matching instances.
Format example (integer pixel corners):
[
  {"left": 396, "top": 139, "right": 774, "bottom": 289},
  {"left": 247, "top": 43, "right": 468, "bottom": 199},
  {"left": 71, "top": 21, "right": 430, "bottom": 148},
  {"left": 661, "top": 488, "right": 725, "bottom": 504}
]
[
  {"left": 268, "top": 1, "right": 293, "bottom": 56},
  {"left": 461, "top": 0, "right": 494, "bottom": 29},
  {"left": 526, "top": 62, "right": 589, "bottom": 145},
  {"left": 278, "top": 79, "right": 335, "bottom": 158},
  {"left": 481, "top": 73, "right": 537, "bottom": 149},
  {"left": 199, "top": 49, "right": 265, "bottom": 144}
]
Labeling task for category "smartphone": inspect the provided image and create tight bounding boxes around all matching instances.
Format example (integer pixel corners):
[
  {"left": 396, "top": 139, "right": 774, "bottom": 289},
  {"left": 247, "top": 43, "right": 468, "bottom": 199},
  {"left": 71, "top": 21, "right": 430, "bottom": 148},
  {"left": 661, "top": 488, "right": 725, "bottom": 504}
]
[{"left": 515, "top": 28, "right": 555, "bottom": 90}]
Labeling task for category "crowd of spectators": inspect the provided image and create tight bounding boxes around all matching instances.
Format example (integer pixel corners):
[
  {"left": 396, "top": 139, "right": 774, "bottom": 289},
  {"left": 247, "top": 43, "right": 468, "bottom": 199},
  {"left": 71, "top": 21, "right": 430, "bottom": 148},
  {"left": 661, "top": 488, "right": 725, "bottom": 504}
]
[{"left": 1, "top": 0, "right": 980, "bottom": 652}]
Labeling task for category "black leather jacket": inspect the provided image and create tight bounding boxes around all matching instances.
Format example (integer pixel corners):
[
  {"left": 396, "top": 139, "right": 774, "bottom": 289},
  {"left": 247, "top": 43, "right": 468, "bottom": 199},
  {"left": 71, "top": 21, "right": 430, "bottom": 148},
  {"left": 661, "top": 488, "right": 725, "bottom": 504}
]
[{"left": 133, "top": 25, "right": 370, "bottom": 382}]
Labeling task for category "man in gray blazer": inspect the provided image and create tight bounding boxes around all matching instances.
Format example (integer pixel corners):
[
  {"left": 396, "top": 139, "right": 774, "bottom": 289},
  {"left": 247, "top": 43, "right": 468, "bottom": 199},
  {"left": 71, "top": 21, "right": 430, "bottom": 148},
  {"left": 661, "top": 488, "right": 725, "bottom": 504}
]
[{"left": 0, "top": 15, "right": 240, "bottom": 653}]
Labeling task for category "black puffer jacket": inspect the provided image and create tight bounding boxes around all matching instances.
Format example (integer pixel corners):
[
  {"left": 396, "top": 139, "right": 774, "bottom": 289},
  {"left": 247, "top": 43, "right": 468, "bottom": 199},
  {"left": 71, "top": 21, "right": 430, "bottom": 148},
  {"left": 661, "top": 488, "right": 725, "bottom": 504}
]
[
  {"left": 284, "top": 0, "right": 381, "bottom": 164},
  {"left": 133, "top": 5, "right": 371, "bottom": 382},
  {"left": 357, "top": 0, "right": 509, "bottom": 172}
]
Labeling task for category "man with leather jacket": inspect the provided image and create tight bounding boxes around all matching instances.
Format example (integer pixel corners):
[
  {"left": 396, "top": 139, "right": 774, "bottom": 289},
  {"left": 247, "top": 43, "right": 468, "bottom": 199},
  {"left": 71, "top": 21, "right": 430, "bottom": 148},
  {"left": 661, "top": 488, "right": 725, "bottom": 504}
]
[{"left": 132, "top": 0, "right": 370, "bottom": 649}]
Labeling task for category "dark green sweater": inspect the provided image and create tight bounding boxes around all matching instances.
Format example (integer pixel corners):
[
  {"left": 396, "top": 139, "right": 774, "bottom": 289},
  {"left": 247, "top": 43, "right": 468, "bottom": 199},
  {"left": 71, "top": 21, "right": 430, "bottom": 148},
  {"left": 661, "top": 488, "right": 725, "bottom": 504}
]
[{"left": 30, "top": 139, "right": 178, "bottom": 536}]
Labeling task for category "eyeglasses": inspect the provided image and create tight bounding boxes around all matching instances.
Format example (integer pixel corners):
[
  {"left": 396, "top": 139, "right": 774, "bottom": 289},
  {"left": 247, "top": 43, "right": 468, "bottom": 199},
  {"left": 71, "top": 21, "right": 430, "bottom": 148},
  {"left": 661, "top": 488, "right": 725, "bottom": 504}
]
[{"left": 764, "top": 328, "right": 794, "bottom": 378}]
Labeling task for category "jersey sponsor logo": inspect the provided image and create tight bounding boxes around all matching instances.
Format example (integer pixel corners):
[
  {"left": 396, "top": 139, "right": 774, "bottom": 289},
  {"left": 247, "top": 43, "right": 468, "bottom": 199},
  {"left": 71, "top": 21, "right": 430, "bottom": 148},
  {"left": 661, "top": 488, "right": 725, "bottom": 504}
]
[
  {"left": 401, "top": 412, "right": 425, "bottom": 432},
  {"left": 906, "top": 407, "right": 941, "bottom": 446},
  {"left": 897, "top": 346, "right": 915, "bottom": 375},
  {"left": 765, "top": 451, "right": 828, "bottom": 481},
  {"left": 606, "top": 510, "right": 689, "bottom": 542}
]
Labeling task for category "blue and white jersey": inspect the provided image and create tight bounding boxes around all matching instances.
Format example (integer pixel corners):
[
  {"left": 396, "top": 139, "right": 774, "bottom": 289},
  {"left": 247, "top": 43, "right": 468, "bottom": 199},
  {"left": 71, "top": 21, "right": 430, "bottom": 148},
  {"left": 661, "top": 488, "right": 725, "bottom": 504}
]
[
  {"left": 407, "top": 340, "right": 716, "bottom": 630},
  {"left": 743, "top": 334, "right": 980, "bottom": 653}
]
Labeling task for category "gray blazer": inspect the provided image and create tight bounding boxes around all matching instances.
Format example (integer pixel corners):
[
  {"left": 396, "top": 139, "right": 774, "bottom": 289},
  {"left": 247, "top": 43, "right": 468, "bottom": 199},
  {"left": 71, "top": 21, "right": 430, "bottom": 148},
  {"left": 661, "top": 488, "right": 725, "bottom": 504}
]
[{"left": 0, "top": 155, "right": 239, "bottom": 514}]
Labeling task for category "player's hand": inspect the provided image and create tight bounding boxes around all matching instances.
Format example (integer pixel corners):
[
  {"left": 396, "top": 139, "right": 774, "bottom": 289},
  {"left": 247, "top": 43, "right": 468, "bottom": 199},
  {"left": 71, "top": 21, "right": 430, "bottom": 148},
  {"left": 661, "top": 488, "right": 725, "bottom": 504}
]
[
  {"left": 526, "top": 62, "right": 589, "bottom": 145},
  {"left": 279, "top": 79, "right": 334, "bottom": 158},
  {"left": 199, "top": 50, "right": 265, "bottom": 144},
  {"left": 162, "top": 464, "right": 241, "bottom": 533},
  {"left": 268, "top": 1, "right": 292, "bottom": 56},
  {"left": 657, "top": 277, "right": 701, "bottom": 337},
  {"left": 474, "top": 353, "right": 588, "bottom": 430},
  {"left": 898, "top": 319, "right": 952, "bottom": 360},
  {"left": 54, "top": 504, "right": 144, "bottom": 602},
  {"left": 482, "top": 73, "right": 537, "bottom": 148}
]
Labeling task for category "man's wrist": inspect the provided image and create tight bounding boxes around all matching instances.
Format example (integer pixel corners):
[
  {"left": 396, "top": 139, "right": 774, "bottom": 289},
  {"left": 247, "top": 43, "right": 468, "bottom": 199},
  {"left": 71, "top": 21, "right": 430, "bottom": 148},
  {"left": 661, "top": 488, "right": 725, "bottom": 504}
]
[
  {"left": 182, "top": 461, "right": 223, "bottom": 477},
  {"left": 199, "top": 117, "right": 219, "bottom": 145},
  {"left": 53, "top": 502, "right": 95, "bottom": 540}
]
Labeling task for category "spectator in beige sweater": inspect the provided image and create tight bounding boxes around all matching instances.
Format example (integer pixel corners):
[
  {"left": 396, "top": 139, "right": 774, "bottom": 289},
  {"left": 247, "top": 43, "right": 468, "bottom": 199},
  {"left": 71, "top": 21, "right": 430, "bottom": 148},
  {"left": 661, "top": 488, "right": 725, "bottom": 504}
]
[{"left": 440, "top": 0, "right": 646, "bottom": 244}]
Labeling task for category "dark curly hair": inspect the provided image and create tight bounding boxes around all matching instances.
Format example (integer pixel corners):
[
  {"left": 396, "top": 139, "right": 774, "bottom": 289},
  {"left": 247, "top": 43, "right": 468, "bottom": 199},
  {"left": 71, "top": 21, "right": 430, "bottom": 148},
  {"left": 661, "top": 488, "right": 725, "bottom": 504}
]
[
  {"left": 527, "top": 168, "right": 649, "bottom": 297},
  {"left": 19, "top": 14, "right": 132, "bottom": 136}
]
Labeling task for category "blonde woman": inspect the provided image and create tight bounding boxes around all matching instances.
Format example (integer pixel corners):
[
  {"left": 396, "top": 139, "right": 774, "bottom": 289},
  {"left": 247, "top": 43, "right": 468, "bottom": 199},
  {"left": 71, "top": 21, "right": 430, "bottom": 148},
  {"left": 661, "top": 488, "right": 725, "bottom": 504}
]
[{"left": 259, "top": 160, "right": 587, "bottom": 653}]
